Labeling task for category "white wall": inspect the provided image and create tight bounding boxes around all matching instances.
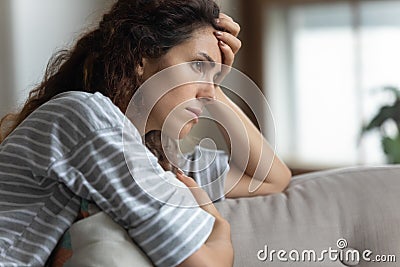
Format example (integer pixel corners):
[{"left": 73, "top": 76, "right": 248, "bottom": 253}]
[
  {"left": 0, "top": 1, "right": 14, "bottom": 118},
  {"left": 0, "top": 0, "right": 114, "bottom": 118}
]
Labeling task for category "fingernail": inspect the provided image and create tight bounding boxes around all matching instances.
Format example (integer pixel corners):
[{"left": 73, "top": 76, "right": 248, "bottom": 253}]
[
  {"left": 215, "top": 31, "right": 223, "bottom": 37},
  {"left": 216, "top": 18, "right": 220, "bottom": 24},
  {"left": 177, "top": 168, "right": 184, "bottom": 174},
  {"left": 219, "top": 40, "right": 226, "bottom": 46}
]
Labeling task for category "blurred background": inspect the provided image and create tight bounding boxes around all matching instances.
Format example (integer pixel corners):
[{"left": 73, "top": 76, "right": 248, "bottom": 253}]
[{"left": 1, "top": 0, "right": 400, "bottom": 174}]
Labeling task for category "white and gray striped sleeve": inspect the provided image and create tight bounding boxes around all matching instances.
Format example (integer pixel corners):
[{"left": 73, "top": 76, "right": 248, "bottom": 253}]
[{"left": 46, "top": 110, "right": 215, "bottom": 266}]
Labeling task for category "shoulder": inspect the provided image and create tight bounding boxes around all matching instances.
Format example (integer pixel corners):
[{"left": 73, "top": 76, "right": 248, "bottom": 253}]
[
  {"left": 30, "top": 91, "right": 127, "bottom": 133},
  {"left": 11, "top": 91, "right": 140, "bottom": 151},
  {"left": 51, "top": 91, "right": 125, "bottom": 127}
]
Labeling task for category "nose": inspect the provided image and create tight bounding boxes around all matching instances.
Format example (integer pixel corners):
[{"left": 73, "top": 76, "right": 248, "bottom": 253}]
[{"left": 196, "top": 81, "right": 216, "bottom": 101}]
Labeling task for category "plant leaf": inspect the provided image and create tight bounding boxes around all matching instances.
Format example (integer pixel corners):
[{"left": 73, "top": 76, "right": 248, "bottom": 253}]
[
  {"left": 392, "top": 99, "right": 400, "bottom": 125},
  {"left": 362, "top": 105, "right": 397, "bottom": 132},
  {"left": 382, "top": 135, "right": 400, "bottom": 164},
  {"left": 383, "top": 86, "right": 400, "bottom": 99}
]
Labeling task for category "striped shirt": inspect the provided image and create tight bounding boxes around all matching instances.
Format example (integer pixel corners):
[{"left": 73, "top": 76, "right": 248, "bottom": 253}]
[
  {"left": 181, "top": 146, "right": 229, "bottom": 202},
  {"left": 0, "top": 91, "right": 229, "bottom": 267}
]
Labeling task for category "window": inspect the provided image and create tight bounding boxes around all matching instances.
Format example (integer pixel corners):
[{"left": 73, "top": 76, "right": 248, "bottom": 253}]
[{"left": 265, "top": 0, "right": 400, "bottom": 168}]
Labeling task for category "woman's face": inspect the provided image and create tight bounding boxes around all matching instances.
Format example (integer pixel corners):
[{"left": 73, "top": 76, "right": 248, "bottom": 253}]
[{"left": 141, "top": 26, "right": 222, "bottom": 139}]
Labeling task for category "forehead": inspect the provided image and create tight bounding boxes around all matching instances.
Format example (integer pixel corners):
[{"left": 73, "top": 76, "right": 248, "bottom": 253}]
[{"left": 183, "top": 26, "right": 222, "bottom": 64}]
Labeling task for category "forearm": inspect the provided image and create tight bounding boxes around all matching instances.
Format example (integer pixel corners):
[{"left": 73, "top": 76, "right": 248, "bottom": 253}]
[
  {"left": 204, "top": 218, "right": 234, "bottom": 265},
  {"left": 224, "top": 164, "right": 288, "bottom": 198},
  {"left": 209, "top": 86, "right": 291, "bottom": 189},
  {"left": 176, "top": 172, "right": 233, "bottom": 267}
]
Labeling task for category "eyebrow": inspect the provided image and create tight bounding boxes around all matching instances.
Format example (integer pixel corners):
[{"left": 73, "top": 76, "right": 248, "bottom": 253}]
[{"left": 198, "top": 52, "right": 216, "bottom": 68}]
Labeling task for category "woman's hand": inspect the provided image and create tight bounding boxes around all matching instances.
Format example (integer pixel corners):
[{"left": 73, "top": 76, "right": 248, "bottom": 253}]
[
  {"left": 214, "top": 13, "right": 241, "bottom": 83},
  {"left": 176, "top": 170, "right": 234, "bottom": 267},
  {"left": 176, "top": 169, "right": 224, "bottom": 220}
]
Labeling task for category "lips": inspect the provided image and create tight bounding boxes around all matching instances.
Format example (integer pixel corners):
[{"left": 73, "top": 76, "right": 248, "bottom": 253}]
[{"left": 185, "top": 107, "right": 202, "bottom": 118}]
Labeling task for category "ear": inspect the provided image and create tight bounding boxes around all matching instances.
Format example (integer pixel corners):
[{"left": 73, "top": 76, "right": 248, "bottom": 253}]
[
  {"left": 137, "top": 57, "right": 155, "bottom": 81},
  {"left": 137, "top": 58, "right": 145, "bottom": 77}
]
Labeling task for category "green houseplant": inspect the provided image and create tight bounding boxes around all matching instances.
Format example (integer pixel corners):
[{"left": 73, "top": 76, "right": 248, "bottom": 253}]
[{"left": 361, "top": 86, "right": 400, "bottom": 164}]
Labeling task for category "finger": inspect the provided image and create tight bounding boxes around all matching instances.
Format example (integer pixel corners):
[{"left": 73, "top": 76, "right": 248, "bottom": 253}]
[
  {"left": 176, "top": 171, "right": 211, "bottom": 204},
  {"left": 215, "top": 31, "right": 241, "bottom": 55},
  {"left": 176, "top": 172, "right": 207, "bottom": 199},
  {"left": 214, "top": 40, "right": 234, "bottom": 84},
  {"left": 176, "top": 172, "right": 222, "bottom": 218},
  {"left": 216, "top": 17, "right": 240, "bottom": 37},
  {"left": 176, "top": 170, "right": 198, "bottom": 188},
  {"left": 219, "top": 13, "right": 234, "bottom": 22},
  {"left": 219, "top": 40, "right": 235, "bottom": 68}
]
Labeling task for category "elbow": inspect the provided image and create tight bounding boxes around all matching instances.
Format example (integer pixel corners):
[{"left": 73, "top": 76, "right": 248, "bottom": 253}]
[
  {"left": 272, "top": 167, "right": 292, "bottom": 193},
  {"left": 281, "top": 167, "right": 292, "bottom": 190},
  {"left": 269, "top": 157, "right": 293, "bottom": 193},
  {"left": 283, "top": 168, "right": 292, "bottom": 191}
]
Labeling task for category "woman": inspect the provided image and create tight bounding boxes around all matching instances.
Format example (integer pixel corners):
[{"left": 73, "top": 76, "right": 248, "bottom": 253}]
[{"left": 0, "top": 0, "right": 291, "bottom": 266}]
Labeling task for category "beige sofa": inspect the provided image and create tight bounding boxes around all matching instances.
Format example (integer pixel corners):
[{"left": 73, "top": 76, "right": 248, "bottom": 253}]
[{"left": 216, "top": 165, "right": 400, "bottom": 266}]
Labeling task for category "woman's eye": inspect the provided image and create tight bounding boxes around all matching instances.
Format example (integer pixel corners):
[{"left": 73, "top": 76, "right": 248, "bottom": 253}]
[{"left": 192, "top": 61, "right": 205, "bottom": 74}]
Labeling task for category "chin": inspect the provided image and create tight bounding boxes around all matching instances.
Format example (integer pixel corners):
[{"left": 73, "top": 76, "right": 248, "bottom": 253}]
[
  {"left": 162, "top": 120, "right": 195, "bottom": 140},
  {"left": 177, "top": 123, "right": 194, "bottom": 139}
]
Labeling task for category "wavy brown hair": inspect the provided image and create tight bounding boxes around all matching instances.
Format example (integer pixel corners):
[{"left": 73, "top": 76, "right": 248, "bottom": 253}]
[{"left": 0, "top": 0, "right": 221, "bottom": 171}]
